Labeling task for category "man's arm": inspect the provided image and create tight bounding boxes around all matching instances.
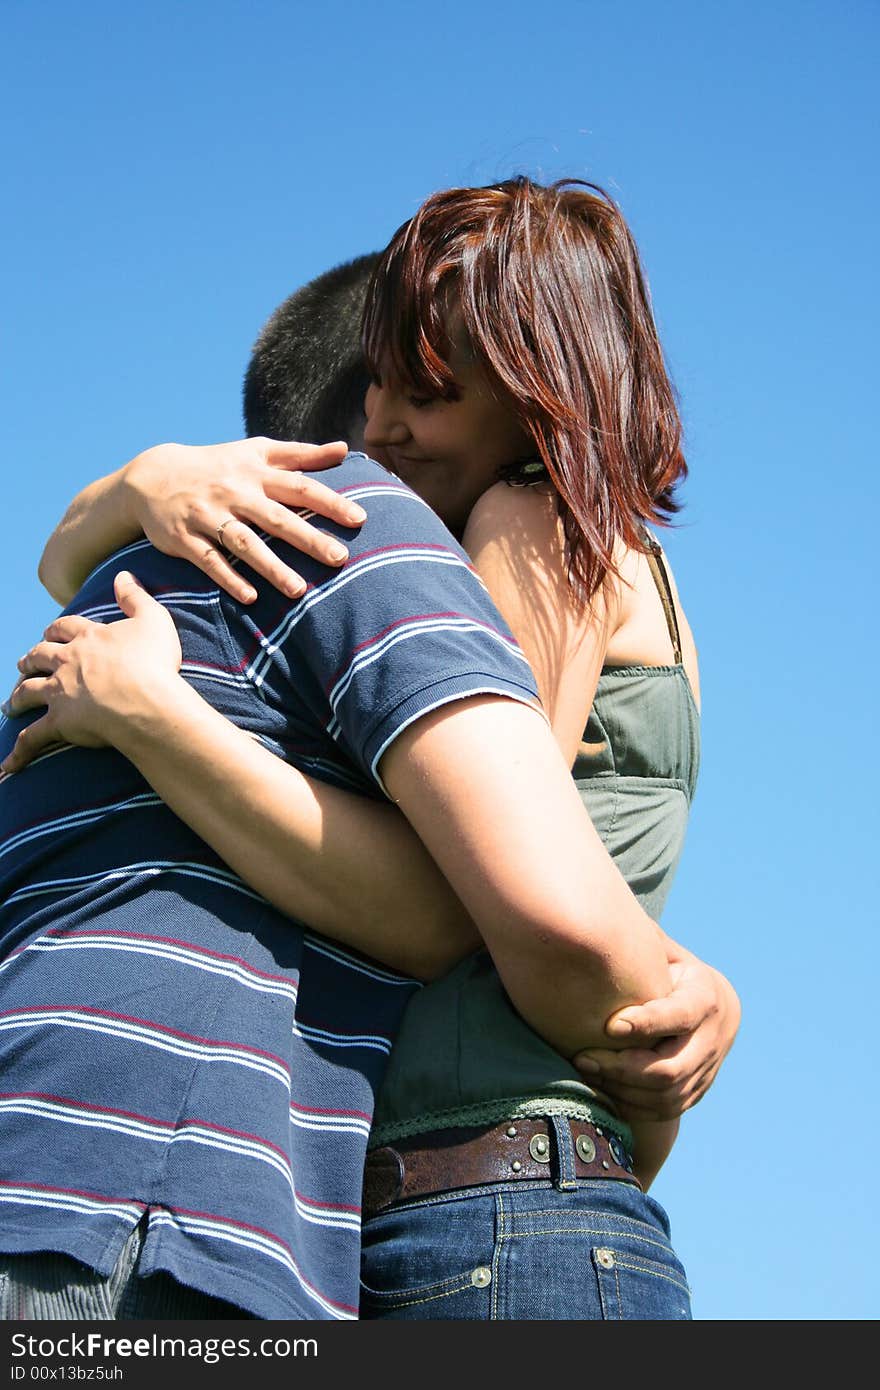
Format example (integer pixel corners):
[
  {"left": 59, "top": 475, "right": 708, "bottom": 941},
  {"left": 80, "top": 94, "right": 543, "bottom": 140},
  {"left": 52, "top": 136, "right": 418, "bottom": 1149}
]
[
  {"left": 381, "top": 695, "right": 672, "bottom": 1058},
  {"left": 6, "top": 580, "right": 669, "bottom": 1054},
  {"left": 463, "top": 481, "right": 739, "bottom": 1111},
  {"left": 3, "top": 575, "right": 478, "bottom": 982},
  {"left": 576, "top": 936, "right": 742, "bottom": 1116}
]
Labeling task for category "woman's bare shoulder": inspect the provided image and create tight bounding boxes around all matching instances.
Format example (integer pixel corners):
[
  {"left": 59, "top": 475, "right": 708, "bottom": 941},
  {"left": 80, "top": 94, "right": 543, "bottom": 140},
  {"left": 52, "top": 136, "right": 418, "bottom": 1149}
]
[
  {"left": 462, "top": 480, "right": 559, "bottom": 548},
  {"left": 606, "top": 539, "right": 701, "bottom": 708}
]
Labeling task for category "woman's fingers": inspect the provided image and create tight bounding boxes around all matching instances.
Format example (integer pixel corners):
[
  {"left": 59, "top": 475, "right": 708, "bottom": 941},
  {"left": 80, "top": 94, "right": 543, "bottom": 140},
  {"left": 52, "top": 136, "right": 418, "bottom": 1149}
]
[
  {"left": 131, "top": 439, "right": 366, "bottom": 602},
  {"left": 112, "top": 570, "right": 154, "bottom": 619},
  {"left": 175, "top": 522, "right": 324, "bottom": 606},
  {"left": 191, "top": 503, "right": 363, "bottom": 604},
  {"left": 262, "top": 439, "right": 349, "bottom": 474},
  {"left": 212, "top": 521, "right": 309, "bottom": 600},
  {"left": 265, "top": 469, "right": 366, "bottom": 528},
  {"left": 241, "top": 501, "right": 357, "bottom": 565},
  {"left": 177, "top": 539, "right": 260, "bottom": 605}
]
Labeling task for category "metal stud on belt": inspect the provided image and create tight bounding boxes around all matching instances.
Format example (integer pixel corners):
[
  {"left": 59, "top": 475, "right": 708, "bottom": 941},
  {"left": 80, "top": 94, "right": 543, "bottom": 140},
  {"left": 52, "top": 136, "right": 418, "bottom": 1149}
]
[
  {"left": 528, "top": 1133, "right": 551, "bottom": 1163},
  {"left": 575, "top": 1134, "right": 597, "bottom": 1163}
]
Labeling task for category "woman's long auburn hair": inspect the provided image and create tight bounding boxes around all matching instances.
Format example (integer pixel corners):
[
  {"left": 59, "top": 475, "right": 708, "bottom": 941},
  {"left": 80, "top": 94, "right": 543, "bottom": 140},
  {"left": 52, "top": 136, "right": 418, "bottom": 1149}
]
[{"left": 362, "top": 177, "right": 687, "bottom": 601}]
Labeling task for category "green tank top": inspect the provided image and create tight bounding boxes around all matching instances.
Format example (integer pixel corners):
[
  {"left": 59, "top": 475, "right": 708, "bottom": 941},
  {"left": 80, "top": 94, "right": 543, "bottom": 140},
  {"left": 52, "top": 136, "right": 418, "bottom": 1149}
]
[{"left": 370, "top": 544, "right": 701, "bottom": 1148}]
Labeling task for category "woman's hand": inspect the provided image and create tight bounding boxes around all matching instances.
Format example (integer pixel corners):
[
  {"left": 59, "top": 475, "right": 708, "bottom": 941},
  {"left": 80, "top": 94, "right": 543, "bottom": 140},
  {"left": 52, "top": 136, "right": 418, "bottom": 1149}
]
[
  {"left": 122, "top": 438, "right": 366, "bottom": 603},
  {"left": 1, "top": 572, "right": 182, "bottom": 772},
  {"left": 573, "top": 938, "right": 741, "bottom": 1119}
]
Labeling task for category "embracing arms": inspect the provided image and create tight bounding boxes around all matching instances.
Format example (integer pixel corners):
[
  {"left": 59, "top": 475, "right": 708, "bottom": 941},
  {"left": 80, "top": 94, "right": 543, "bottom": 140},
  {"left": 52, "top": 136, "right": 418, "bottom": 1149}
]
[
  {"left": 23, "top": 443, "right": 739, "bottom": 1099},
  {"left": 39, "top": 439, "right": 362, "bottom": 606},
  {"left": 6, "top": 575, "right": 475, "bottom": 983},
  {"left": 6, "top": 571, "right": 670, "bottom": 1058}
]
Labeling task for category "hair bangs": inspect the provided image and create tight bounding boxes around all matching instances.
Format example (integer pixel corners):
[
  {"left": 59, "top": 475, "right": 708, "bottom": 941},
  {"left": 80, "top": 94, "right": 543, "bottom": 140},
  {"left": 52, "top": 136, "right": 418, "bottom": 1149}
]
[{"left": 363, "top": 231, "right": 458, "bottom": 398}]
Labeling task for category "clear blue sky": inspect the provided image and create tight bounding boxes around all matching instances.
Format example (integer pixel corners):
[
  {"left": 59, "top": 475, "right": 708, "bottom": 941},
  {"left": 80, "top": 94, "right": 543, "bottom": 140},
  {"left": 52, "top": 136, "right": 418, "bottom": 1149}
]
[{"left": 2, "top": 0, "right": 878, "bottom": 1320}]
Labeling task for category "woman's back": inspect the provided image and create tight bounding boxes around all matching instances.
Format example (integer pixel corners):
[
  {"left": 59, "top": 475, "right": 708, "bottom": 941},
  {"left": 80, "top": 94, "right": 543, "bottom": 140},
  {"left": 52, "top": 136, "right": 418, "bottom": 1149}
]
[{"left": 577, "top": 541, "right": 700, "bottom": 921}]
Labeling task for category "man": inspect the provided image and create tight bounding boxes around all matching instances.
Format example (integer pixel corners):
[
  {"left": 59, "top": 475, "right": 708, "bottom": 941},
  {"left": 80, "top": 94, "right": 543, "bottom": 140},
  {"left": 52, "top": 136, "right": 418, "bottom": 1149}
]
[{"left": 0, "top": 258, "right": 736, "bottom": 1320}]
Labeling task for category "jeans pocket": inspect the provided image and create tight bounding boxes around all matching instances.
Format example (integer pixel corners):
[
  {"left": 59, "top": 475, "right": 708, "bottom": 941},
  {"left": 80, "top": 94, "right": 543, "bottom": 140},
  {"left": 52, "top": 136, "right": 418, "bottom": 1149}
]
[
  {"left": 360, "top": 1200, "right": 496, "bottom": 1320},
  {"left": 591, "top": 1243, "right": 692, "bottom": 1320},
  {"left": 360, "top": 1263, "right": 492, "bottom": 1317}
]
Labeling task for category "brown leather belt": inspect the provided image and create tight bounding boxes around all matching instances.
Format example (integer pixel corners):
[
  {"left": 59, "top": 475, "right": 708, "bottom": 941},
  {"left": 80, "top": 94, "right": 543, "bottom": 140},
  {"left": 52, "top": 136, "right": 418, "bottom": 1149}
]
[{"left": 362, "top": 1117, "right": 640, "bottom": 1219}]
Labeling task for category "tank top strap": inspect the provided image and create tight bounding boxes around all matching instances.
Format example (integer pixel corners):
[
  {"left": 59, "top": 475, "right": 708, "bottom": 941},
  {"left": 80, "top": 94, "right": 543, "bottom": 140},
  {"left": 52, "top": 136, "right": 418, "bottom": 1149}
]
[{"left": 641, "top": 527, "right": 683, "bottom": 666}]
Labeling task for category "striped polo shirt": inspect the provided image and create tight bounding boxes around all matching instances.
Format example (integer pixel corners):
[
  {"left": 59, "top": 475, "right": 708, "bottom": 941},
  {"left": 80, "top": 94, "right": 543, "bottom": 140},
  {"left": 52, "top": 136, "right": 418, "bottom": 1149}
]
[{"left": 0, "top": 453, "right": 540, "bottom": 1319}]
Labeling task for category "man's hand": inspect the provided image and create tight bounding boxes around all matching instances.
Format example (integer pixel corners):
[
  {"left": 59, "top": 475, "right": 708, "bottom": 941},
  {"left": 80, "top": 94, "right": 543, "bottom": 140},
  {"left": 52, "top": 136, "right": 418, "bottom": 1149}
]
[
  {"left": 1, "top": 572, "right": 182, "bottom": 772},
  {"left": 573, "top": 935, "right": 741, "bottom": 1118}
]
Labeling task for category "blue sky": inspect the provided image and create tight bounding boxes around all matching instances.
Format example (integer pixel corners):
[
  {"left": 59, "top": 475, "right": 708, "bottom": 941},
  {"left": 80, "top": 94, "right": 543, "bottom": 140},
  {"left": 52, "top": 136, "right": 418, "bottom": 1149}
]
[{"left": 3, "top": 0, "right": 878, "bottom": 1320}]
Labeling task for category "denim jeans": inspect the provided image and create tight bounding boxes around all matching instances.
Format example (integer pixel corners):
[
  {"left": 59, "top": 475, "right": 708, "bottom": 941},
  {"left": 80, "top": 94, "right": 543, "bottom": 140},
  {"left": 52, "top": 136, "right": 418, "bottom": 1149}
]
[
  {"left": 360, "top": 1176, "right": 692, "bottom": 1320},
  {"left": 0, "top": 1219, "right": 252, "bottom": 1320}
]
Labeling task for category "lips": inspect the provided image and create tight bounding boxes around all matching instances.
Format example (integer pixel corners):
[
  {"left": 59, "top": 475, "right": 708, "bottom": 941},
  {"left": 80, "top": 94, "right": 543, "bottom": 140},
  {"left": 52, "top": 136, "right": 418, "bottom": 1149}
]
[
  {"left": 387, "top": 451, "right": 431, "bottom": 468},
  {"left": 382, "top": 451, "right": 435, "bottom": 483}
]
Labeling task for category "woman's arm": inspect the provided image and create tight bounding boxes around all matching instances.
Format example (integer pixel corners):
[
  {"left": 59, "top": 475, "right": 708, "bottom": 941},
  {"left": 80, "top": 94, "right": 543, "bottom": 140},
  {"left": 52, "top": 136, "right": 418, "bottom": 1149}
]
[
  {"left": 39, "top": 438, "right": 363, "bottom": 605},
  {"left": 40, "top": 462, "right": 141, "bottom": 603}
]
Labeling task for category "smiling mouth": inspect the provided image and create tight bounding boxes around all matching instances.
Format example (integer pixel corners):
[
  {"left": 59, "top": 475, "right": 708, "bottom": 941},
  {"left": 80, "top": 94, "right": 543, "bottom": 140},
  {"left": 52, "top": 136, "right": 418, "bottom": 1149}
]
[{"left": 381, "top": 451, "right": 431, "bottom": 478}]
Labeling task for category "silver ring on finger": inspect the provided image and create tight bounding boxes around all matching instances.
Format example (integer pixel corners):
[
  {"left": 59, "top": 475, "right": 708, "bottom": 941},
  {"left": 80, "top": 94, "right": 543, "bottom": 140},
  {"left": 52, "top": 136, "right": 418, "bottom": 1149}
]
[{"left": 216, "top": 518, "right": 237, "bottom": 551}]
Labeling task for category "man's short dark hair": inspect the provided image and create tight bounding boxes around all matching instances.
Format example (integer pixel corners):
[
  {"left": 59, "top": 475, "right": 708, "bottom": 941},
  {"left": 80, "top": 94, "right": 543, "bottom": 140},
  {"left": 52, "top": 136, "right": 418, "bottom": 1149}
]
[{"left": 243, "top": 252, "right": 379, "bottom": 443}]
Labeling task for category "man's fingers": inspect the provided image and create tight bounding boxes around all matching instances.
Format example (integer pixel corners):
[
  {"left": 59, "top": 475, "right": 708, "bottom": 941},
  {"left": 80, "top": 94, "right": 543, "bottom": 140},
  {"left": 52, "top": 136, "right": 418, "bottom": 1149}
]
[
  {"left": 576, "top": 1036, "right": 710, "bottom": 1087},
  {"left": 112, "top": 570, "right": 155, "bottom": 619},
  {"left": 575, "top": 1045, "right": 685, "bottom": 1089},
  {"left": 42, "top": 615, "right": 94, "bottom": 644},
  {"left": 0, "top": 713, "right": 60, "bottom": 774},
  {"left": 17, "top": 642, "right": 66, "bottom": 677},
  {"left": 4, "top": 676, "right": 52, "bottom": 717},
  {"left": 605, "top": 989, "right": 710, "bottom": 1041},
  {"left": 575, "top": 1037, "right": 720, "bottom": 1116},
  {"left": 613, "top": 1097, "right": 681, "bottom": 1121},
  {"left": 611, "top": 1068, "right": 716, "bottom": 1117},
  {"left": 265, "top": 470, "right": 366, "bottom": 528}
]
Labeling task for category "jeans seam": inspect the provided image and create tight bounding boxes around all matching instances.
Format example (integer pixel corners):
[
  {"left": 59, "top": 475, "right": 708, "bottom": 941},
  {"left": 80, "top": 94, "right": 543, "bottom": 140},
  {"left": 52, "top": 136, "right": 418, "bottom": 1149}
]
[
  {"left": 361, "top": 1276, "right": 482, "bottom": 1310},
  {"left": 363, "top": 1177, "right": 645, "bottom": 1216},
  {"left": 496, "top": 1224, "right": 674, "bottom": 1256},
  {"left": 361, "top": 1266, "right": 477, "bottom": 1300},
  {"left": 610, "top": 1258, "right": 690, "bottom": 1294},
  {"left": 492, "top": 1193, "right": 506, "bottom": 1320},
  {"left": 594, "top": 1251, "right": 614, "bottom": 1320}
]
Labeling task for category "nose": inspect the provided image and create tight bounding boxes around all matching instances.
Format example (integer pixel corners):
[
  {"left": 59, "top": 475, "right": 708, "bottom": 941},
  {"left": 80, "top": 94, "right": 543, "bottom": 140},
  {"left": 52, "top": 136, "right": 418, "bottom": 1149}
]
[{"left": 363, "top": 383, "right": 411, "bottom": 450}]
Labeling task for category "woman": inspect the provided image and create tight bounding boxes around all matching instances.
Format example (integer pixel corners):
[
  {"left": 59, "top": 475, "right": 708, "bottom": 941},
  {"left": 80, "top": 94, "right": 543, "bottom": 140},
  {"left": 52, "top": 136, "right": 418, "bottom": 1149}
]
[{"left": 6, "top": 178, "right": 737, "bottom": 1318}]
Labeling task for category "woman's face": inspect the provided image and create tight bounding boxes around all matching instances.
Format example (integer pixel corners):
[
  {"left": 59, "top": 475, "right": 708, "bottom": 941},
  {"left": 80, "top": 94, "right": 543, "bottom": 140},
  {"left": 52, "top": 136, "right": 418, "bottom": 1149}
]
[{"left": 363, "top": 341, "right": 532, "bottom": 538}]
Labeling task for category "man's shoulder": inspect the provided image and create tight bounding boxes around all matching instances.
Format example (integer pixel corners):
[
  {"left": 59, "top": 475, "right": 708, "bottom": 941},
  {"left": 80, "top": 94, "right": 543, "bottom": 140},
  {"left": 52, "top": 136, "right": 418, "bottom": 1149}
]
[
  {"left": 324, "top": 454, "right": 467, "bottom": 560},
  {"left": 69, "top": 535, "right": 212, "bottom": 616}
]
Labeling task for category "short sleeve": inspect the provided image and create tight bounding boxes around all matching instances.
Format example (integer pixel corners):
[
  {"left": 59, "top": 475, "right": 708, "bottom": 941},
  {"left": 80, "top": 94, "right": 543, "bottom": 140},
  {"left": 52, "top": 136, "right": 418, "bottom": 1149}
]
[{"left": 236, "top": 455, "right": 543, "bottom": 792}]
